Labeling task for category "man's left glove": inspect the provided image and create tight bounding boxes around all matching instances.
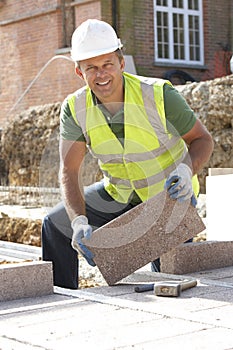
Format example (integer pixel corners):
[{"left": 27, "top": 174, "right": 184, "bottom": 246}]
[
  {"left": 71, "top": 215, "right": 96, "bottom": 267},
  {"left": 165, "top": 163, "right": 197, "bottom": 207}
]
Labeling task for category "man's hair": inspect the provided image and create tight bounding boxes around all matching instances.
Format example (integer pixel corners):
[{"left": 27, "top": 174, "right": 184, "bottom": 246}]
[{"left": 76, "top": 49, "right": 124, "bottom": 69}]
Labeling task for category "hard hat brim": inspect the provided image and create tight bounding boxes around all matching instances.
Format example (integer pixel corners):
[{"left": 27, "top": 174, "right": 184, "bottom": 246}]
[{"left": 71, "top": 41, "right": 123, "bottom": 62}]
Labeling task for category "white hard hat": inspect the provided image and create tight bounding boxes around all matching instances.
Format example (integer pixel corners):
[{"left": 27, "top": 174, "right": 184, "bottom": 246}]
[{"left": 71, "top": 19, "right": 123, "bottom": 61}]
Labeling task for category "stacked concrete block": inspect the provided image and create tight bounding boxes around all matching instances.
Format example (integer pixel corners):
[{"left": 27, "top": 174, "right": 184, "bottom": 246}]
[
  {"left": 160, "top": 241, "right": 233, "bottom": 274},
  {"left": 84, "top": 192, "right": 205, "bottom": 285},
  {"left": 0, "top": 261, "right": 54, "bottom": 302}
]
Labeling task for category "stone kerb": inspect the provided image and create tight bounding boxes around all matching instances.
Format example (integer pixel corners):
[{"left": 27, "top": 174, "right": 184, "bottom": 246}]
[{"left": 0, "top": 261, "right": 54, "bottom": 302}]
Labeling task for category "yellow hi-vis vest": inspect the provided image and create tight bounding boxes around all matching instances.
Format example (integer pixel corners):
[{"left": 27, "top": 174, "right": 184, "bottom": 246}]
[{"left": 68, "top": 72, "right": 199, "bottom": 203}]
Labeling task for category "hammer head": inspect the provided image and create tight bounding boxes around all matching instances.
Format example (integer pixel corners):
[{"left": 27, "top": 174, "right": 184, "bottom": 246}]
[{"left": 154, "top": 281, "right": 181, "bottom": 297}]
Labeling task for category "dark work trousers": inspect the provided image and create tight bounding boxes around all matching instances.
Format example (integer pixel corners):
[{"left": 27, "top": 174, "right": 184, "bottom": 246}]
[{"left": 42, "top": 181, "right": 141, "bottom": 289}]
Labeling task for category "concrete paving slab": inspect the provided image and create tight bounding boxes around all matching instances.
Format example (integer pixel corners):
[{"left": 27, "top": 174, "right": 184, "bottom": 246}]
[
  {"left": 190, "top": 265, "right": 233, "bottom": 283},
  {"left": 84, "top": 192, "right": 205, "bottom": 285},
  {"left": 1, "top": 267, "right": 233, "bottom": 349},
  {"left": 0, "top": 240, "right": 41, "bottom": 261},
  {"left": 54, "top": 276, "right": 233, "bottom": 329},
  {"left": 160, "top": 241, "right": 233, "bottom": 274},
  {"left": 0, "top": 292, "right": 219, "bottom": 350},
  {"left": 0, "top": 293, "right": 77, "bottom": 315},
  {"left": 134, "top": 328, "right": 233, "bottom": 350}
]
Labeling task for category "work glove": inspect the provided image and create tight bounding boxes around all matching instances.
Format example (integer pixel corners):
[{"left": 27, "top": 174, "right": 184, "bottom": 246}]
[
  {"left": 71, "top": 215, "right": 96, "bottom": 267},
  {"left": 165, "top": 163, "right": 197, "bottom": 207}
]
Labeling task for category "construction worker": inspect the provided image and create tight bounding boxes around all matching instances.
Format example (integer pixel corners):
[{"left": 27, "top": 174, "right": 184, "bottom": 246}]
[{"left": 42, "top": 19, "right": 213, "bottom": 289}]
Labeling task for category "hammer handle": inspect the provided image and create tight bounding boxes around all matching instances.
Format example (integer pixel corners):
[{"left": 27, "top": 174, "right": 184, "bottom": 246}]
[
  {"left": 134, "top": 283, "right": 154, "bottom": 293},
  {"left": 181, "top": 279, "right": 197, "bottom": 291}
]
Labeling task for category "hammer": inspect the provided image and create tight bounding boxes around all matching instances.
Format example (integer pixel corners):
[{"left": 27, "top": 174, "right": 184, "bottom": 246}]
[{"left": 134, "top": 278, "right": 197, "bottom": 297}]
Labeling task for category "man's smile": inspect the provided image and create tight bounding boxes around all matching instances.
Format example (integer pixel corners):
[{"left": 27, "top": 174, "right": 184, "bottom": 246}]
[{"left": 96, "top": 80, "right": 110, "bottom": 86}]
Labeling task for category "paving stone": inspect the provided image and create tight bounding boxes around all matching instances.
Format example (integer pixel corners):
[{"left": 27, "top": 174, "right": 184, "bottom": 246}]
[
  {"left": 84, "top": 192, "right": 205, "bottom": 285},
  {"left": 160, "top": 241, "right": 233, "bottom": 274},
  {"left": 190, "top": 265, "right": 233, "bottom": 283},
  {"left": 0, "top": 261, "right": 54, "bottom": 301}
]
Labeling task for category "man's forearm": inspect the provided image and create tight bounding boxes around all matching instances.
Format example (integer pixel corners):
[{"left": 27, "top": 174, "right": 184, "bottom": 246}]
[
  {"left": 184, "top": 134, "right": 214, "bottom": 175},
  {"left": 182, "top": 119, "right": 214, "bottom": 175},
  {"left": 60, "top": 167, "right": 86, "bottom": 221}
]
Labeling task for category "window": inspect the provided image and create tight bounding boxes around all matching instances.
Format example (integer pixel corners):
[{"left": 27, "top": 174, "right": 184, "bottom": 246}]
[{"left": 154, "top": 0, "right": 204, "bottom": 65}]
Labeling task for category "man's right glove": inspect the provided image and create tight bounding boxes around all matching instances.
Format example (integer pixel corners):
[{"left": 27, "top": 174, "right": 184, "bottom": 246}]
[
  {"left": 71, "top": 215, "right": 96, "bottom": 267},
  {"left": 165, "top": 163, "right": 197, "bottom": 207}
]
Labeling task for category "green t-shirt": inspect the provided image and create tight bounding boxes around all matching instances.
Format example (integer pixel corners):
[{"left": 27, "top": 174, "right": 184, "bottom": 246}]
[{"left": 60, "top": 83, "right": 196, "bottom": 143}]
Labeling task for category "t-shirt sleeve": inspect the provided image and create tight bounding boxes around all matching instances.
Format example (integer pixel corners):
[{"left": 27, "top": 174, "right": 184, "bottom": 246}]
[
  {"left": 164, "top": 83, "right": 197, "bottom": 137},
  {"left": 60, "top": 98, "right": 86, "bottom": 142}
]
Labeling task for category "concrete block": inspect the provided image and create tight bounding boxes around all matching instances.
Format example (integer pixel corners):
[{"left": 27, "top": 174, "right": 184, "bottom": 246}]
[
  {"left": 84, "top": 192, "right": 205, "bottom": 285},
  {"left": 208, "top": 168, "right": 233, "bottom": 176},
  {"left": 160, "top": 241, "right": 233, "bottom": 274},
  {"left": 0, "top": 261, "right": 54, "bottom": 301}
]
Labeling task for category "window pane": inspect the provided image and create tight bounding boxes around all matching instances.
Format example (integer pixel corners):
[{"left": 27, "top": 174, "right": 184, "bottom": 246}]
[
  {"left": 158, "top": 27, "right": 162, "bottom": 41},
  {"left": 158, "top": 43, "right": 163, "bottom": 57},
  {"left": 164, "top": 29, "right": 169, "bottom": 42},
  {"left": 173, "top": 0, "right": 183, "bottom": 8},
  {"left": 195, "top": 31, "right": 200, "bottom": 45},
  {"left": 189, "top": 30, "right": 193, "bottom": 45},
  {"left": 158, "top": 43, "right": 169, "bottom": 58},
  {"left": 190, "top": 45, "right": 200, "bottom": 60},
  {"left": 156, "top": 11, "right": 169, "bottom": 59},
  {"left": 157, "top": 12, "right": 161, "bottom": 25},
  {"left": 163, "top": 12, "right": 168, "bottom": 26},
  {"left": 188, "top": 14, "right": 200, "bottom": 61},
  {"left": 189, "top": 16, "right": 193, "bottom": 29},
  {"left": 194, "top": 16, "right": 199, "bottom": 30},
  {"left": 157, "top": 0, "right": 168, "bottom": 5},
  {"left": 188, "top": 0, "right": 199, "bottom": 10},
  {"left": 173, "top": 14, "right": 184, "bottom": 43},
  {"left": 164, "top": 44, "right": 169, "bottom": 58},
  {"left": 173, "top": 12, "right": 184, "bottom": 60}
]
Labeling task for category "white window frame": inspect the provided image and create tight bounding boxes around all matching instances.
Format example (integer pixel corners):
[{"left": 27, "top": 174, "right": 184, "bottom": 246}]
[{"left": 154, "top": 0, "right": 204, "bottom": 66}]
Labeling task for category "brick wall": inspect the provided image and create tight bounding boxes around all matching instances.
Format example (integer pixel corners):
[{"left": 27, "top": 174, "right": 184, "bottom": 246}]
[
  {"left": 0, "top": 0, "right": 82, "bottom": 126},
  {"left": 74, "top": 0, "right": 101, "bottom": 26},
  {"left": 202, "top": 0, "right": 232, "bottom": 80}
]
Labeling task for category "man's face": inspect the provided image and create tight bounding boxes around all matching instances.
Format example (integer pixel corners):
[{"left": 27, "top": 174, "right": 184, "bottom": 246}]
[{"left": 76, "top": 52, "right": 125, "bottom": 103}]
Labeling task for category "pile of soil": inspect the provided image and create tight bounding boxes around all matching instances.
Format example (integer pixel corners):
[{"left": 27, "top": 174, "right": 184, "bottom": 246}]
[{"left": 0, "top": 215, "right": 41, "bottom": 246}]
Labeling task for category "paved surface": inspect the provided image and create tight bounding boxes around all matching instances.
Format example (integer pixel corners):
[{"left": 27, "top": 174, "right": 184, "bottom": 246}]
[{"left": 1, "top": 266, "right": 233, "bottom": 349}]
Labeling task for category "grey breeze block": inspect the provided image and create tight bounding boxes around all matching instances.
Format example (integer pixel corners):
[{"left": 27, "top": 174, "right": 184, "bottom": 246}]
[
  {"left": 160, "top": 241, "right": 233, "bottom": 274},
  {"left": 84, "top": 191, "right": 205, "bottom": 285},
  {"left": 0, "top": 261, "right": 54, "bottom": 302}
]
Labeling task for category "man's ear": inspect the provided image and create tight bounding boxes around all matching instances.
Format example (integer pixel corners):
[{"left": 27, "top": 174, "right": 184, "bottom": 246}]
[
  {"left": 120, "top": 58, "right": 125, "bottom": 72},
  {"left": 75, "top": 65, "right": 84, "bottom": 80}
]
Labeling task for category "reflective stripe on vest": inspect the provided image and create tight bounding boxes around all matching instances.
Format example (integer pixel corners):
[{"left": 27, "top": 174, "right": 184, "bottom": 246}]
[{"left": 68, "top": 72, "right": 199, "bottom": 203}]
